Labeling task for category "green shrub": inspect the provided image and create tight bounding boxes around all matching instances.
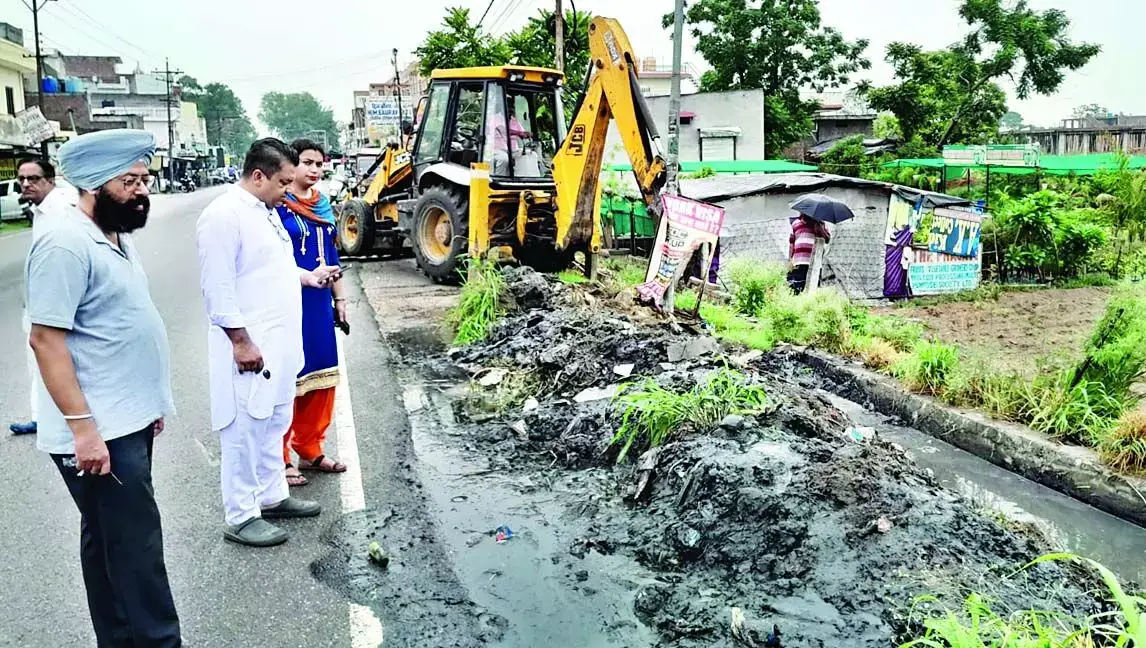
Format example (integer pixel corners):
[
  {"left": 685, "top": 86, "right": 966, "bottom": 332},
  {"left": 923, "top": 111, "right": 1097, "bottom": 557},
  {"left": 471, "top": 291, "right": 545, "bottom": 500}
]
[
  {"left": 820, "top": 135, "right": 870, "bottom": 178},
  {"left": 447, "top": 258, "right": 506, "bottom": 346},
  {"left": 1027, "top": 374, "right": 1124, "bottom": 445},
  {"left": 611, "top": 369, "right": 769, "bottom": 463},
  {"left": 726, "top": 259, "right": 789, "bottom": 316},
  {"left": 1073, "top": 284, "right": 1146, "bottom": 400},
  {"left": 895, "top": 342, "right": 960, "bottom": 395}
]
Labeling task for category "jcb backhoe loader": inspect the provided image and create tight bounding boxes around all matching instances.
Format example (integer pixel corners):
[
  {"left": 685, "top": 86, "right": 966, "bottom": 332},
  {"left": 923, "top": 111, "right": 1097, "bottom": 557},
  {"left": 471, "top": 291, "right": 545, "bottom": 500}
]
[{"left": 336, "top": 17, "right": 666, "bottom": 282}]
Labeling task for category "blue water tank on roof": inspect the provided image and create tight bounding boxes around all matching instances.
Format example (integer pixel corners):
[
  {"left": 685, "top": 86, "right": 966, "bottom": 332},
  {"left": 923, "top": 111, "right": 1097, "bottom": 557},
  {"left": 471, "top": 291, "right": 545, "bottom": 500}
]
[{"left": 41, "top": 77, "right": 59, "bottom": 93}]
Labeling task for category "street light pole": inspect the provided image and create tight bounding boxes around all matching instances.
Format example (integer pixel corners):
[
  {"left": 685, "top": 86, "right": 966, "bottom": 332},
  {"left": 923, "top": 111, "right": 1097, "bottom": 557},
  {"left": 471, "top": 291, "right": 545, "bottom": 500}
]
[{"left": 554, "top": 0, "right": 564, "bottom": 73}]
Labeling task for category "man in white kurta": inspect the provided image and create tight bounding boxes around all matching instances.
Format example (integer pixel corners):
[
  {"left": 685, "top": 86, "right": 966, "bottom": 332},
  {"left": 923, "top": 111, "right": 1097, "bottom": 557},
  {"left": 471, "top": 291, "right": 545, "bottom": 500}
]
[
  {"left": 196, "top": 138, "right": 338, "bottom": 547},
  {"left": 11, "top": 158, "right": 79, "bottom": 436}
]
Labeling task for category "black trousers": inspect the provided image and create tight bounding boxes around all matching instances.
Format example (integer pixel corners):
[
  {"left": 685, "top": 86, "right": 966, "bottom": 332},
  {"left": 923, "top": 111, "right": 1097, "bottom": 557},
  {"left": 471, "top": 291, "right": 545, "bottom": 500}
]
[
  {"left": 788, "top": 265, "right": 810, "bottom": 294},
  {"left": 52, "top": 426, "right": 181, "bottom": 648}
]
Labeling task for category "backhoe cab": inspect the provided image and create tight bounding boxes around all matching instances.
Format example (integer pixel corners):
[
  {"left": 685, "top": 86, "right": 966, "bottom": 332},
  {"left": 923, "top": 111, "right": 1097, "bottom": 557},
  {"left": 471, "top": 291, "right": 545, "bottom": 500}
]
[{"left": 399, "top": 65, "right": 581, "bottom": 281}]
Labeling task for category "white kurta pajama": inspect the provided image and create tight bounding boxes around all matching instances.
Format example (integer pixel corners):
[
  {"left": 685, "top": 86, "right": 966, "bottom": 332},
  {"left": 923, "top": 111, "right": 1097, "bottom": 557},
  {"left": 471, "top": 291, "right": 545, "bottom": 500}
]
[
  {"left": 23, "top": 186, "right": 79, "bottom": 420},
  {"left": 197, "top": 185, "right": 306, "bottom": 526}
]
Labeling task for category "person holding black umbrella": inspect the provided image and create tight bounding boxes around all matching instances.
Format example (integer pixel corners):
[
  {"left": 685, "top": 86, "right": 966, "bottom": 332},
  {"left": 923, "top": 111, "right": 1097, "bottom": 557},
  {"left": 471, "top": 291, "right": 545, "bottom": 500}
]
[{"left": 787, "top": 193, "right": 855, "bottom": 294}]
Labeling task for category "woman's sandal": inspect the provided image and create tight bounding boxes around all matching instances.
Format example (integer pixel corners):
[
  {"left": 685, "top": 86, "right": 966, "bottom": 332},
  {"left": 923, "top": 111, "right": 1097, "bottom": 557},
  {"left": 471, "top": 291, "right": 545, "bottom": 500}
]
[
  {"left": 285, "top": 464, "right": 309, "bottom": 487},
  {"left": 299, "top": 455, "right": 348, "bottom": 474}
]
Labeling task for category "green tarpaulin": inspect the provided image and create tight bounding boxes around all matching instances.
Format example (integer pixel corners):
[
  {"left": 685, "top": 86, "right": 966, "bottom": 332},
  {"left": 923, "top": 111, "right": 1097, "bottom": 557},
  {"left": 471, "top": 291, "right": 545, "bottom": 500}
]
[
  {"left": 607, "top": 159, "right": 817, "bottom": 174},
  {"left": 881, "top": 153, "right": 1146, "bottom": 176}
]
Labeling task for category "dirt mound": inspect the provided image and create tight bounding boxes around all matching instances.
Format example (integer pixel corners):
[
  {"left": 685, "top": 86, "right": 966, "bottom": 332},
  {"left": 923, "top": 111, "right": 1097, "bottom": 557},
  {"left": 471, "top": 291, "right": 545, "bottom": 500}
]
[{"left": 423, "top": 268, "right": 1102, "bottom": 646}]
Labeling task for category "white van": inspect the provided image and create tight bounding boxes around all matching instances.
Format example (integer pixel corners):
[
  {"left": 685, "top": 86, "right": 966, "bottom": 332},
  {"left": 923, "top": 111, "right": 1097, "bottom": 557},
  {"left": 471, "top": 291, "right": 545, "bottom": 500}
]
[{"left": 0, "top": 178, "right": 29, "bottom": 222}]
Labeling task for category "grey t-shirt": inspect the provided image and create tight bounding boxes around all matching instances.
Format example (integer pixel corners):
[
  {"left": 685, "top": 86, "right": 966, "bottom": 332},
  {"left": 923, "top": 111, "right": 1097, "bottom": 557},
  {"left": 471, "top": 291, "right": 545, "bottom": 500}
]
[{"left": 26, "top": 211, "right": 174, "bottom": 454}]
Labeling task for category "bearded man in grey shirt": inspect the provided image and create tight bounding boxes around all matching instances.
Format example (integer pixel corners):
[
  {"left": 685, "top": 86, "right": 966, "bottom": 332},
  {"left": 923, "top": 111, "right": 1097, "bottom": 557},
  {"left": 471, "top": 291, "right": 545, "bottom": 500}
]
[{"left": 27, "top": 129, "right": 181, "bottom": 647}]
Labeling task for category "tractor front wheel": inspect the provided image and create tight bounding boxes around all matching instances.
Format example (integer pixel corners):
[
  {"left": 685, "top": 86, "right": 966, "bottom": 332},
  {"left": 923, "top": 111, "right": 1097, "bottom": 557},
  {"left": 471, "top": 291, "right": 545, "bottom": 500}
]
[{"left": 410, "top": 186, "right": 469, "bottom": 283}]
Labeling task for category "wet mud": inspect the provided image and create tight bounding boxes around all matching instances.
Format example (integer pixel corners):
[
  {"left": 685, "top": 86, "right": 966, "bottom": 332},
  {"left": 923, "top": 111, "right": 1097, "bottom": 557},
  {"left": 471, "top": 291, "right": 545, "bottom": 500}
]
[{"left": 328, "top": 266, "right": 1110, "bottom": 647}]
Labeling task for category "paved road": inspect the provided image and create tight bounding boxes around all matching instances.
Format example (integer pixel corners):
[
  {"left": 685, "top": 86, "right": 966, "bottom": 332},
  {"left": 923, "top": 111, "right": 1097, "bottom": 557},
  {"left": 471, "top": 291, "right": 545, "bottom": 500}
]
[{"left": 0, "top": 187, "right": 395, "bottom": 648}]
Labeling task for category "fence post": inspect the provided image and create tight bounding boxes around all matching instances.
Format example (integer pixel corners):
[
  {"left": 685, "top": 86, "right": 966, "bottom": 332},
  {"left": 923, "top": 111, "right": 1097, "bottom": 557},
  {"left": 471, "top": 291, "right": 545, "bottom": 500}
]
[{"left": 807, "top": 237, "right": 827, "bottom": 293}]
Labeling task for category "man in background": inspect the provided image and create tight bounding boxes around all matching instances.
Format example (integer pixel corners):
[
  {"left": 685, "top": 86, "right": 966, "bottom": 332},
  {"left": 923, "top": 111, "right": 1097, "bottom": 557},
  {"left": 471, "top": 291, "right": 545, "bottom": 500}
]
[
  {"left": 11, "top": 158, "right": 78, "bottom": 436},
  {"left": 197, "top": 138, "right": 338, "bottom": 547},
  {"left": 28, "top": 130, "right": 181, "bottom": 646}
]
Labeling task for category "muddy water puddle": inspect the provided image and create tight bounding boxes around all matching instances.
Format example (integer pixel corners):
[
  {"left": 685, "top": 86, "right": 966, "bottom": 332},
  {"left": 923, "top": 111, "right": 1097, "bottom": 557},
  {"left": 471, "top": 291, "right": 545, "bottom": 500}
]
[
  {"left": 823, "top": 391, "right": 1146, "bottom": 584},
  {"left": 403, "top": 379, "right": 659, "bottom": 647}
]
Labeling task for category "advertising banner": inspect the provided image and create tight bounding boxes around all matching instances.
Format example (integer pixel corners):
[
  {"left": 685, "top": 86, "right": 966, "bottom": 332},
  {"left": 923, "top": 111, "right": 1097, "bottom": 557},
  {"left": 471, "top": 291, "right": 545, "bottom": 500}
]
[{"left": 637, "top": 193, "right": 726, "bottom": 309}]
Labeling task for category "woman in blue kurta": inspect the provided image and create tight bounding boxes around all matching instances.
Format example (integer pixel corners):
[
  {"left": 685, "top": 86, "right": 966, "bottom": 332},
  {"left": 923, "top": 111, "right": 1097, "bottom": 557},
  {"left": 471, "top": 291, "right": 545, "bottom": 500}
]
[{"left": 277, "top": 139, "right": 347, "bottom": 487}]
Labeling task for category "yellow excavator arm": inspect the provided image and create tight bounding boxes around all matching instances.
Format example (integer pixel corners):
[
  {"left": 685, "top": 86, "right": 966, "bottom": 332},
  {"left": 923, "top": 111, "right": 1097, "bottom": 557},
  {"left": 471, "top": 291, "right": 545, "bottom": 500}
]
[{"left": 551, "top": 17, "right": 667, "bottom": 251}]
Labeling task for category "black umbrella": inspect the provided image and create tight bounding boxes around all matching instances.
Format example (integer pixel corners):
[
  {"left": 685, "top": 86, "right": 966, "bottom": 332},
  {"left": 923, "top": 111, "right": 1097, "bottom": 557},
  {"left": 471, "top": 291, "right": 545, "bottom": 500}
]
[{"left": 790, "top": 193, "right": 856, "bottom": 224}]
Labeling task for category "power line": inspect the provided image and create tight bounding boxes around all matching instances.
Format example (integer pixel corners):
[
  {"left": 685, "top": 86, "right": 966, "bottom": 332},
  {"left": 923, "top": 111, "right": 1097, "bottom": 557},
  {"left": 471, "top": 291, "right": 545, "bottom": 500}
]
[
  {"left": 216, "top": 50, "right": 390, "bottom": 83},
  {"left": 477, "top": 0, "right": 499, "bottom": 27},
  {"left": 37, "top": 3, "right": 144, "bottom": 63},
  {"left": 487, "top": 0, "right": 528, "bottom": 33},
  {"left": 52, "top": 0, "right": 161, "bottom": 64}
]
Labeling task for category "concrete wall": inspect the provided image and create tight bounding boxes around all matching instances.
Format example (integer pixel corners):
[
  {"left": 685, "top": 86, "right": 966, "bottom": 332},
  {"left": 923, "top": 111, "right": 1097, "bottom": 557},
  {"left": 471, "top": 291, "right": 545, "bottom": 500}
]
[
  {"left": 603, "top": 88, "right": 766, "bottom": 166},
  {"left": 1023, "top": 128, "right": 1146, "bottom": 155},
  {"left": 710, "top": 185, "right": 889, "bottom": 299},
  {"left": 0, "top": 67, "right": 24, "bottom": 115}
]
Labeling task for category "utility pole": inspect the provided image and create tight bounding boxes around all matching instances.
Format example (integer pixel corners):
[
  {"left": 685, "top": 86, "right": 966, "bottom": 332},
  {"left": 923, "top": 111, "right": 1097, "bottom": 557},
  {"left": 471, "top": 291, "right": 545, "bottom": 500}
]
[
  {"left": 29, "top": 0, "right": 56, "bottom": 158},
  {"left": 152, "top": 58, "right": 183, "bottom": 192},
  {"left": 391, "top": 48, "right": 403, "bottom": 123},
  {"left": 554, "top": 0, "right": 564, "bottom": 73},
  {"left": 665, "top": 0, "right": 685, "bottom": 195}
]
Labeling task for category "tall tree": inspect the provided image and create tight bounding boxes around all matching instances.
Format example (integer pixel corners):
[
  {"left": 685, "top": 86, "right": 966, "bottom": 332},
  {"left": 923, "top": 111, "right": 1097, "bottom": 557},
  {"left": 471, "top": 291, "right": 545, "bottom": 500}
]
[
  {"left": 665, "top": 0, "right": 870, "bottom": 157},
  {"left": 259, "top": 91, "right": 340, "bottom": 150},
  {"left": 505, "top": 9, "right": 591, "bottom": 81},
  {"left": 177, "top": 75, "right": 202, "bottom": 100},
  {"left": 1000, "top": 111, "right": 1025, "bottom": 131},
  {"left": 415, "top": 7, "right": 513, "bottom": 76},
  {"left": 186, "top": 81, "right": 257, "bottom": 158},
  {"left": 864, "top": 0, "right": 1099, "bottom": 148},
  {"left": 1072, "top": 103, "right": 1110, "bottom": 119},
  {"left": 863, "top": 45, "right": 1008, "bottom": 146}
]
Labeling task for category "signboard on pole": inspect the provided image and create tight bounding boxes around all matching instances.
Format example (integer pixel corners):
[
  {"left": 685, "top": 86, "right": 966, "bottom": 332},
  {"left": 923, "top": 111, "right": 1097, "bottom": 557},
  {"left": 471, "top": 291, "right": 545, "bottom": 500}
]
[
  {"left": 15, "top": 106, "right": 55, "bottom": 146},
  {"left": 637, "top": 193, "right": 725, "bottom": 309},
  {"left": 365, "top": 97, "right": 414, "bottom": 144},
  {"left": 942, "top": 144, "right": 1040, "bottom": 167}
]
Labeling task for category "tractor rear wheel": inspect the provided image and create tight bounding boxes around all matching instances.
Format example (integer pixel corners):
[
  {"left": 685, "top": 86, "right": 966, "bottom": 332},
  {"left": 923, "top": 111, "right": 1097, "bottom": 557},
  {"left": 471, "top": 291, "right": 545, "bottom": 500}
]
[{"left": 410, "top": 186, "right": 469, "bottom": 283}]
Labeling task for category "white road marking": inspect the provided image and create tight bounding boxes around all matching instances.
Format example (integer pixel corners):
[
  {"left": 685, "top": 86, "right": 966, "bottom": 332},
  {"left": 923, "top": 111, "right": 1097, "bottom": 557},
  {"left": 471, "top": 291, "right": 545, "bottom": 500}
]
[
  {"left": 334, "top": 332, "right": 384, "bottom": 648},
  {"left": 193, "top": 437, "right": 219, "bottom": 467},
  {"left": 335, "top": 332, "right": 366, "bottom": 513}
]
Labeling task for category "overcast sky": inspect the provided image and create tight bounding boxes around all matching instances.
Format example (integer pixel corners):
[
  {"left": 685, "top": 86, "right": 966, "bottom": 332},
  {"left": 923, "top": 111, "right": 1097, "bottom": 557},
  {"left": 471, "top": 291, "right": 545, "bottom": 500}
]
[{"left": 2, "top": 0, "right": 1141, "bottom": 134}]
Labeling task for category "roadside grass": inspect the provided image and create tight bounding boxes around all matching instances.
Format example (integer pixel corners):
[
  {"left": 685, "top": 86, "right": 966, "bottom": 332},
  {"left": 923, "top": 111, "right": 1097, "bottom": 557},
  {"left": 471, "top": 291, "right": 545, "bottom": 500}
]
[
  {"left": 557, "top": 269, "right": 590, "bottom": 285},
  {"left": 601, "top": 255, "right": 648, "bottom": 292},
  {"left": 901, "top": 553, "right": 1146, "bottom": 647},
  {"left": 1100, "top": 410, "right": 1146, "bottom": 474},
  {"left": 687, "top": 262, "right": 1146, "bottom": 473},
  {"left": 610, "top": 368, "right": 768, "bottom": 463},
  {"left": 0, "top": 219, "right": 31, "bottom": 235},
  {"left": 447, "top": 257, "right": 506, "bottom": 346}
]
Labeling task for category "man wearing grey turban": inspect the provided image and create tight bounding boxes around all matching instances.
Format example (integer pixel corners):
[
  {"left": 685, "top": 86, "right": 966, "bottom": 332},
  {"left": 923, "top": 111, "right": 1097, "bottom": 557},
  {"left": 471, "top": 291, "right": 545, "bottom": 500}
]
[{"left": 26, "top": 129, "right": 181, "bottom": 646}]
